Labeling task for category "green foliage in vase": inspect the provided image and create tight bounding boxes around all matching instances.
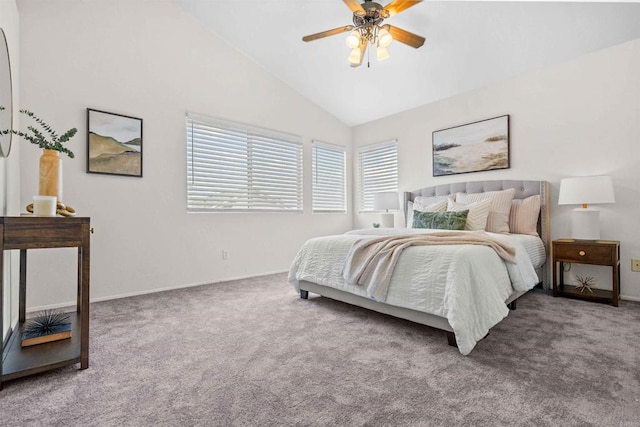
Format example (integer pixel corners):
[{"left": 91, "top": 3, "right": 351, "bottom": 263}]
[{"left": 0, "top": 106, "right": 77, "bottom": 158}]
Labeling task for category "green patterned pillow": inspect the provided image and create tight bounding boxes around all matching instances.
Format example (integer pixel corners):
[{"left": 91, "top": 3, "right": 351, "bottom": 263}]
[{"left": 412, "top": 210, "right": 469, "bottom": 230}]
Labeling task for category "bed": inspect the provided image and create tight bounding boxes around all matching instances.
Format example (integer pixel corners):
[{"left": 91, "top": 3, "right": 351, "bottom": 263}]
[{"left": 288, "top": 180, "right": 550, "bottom": 355}]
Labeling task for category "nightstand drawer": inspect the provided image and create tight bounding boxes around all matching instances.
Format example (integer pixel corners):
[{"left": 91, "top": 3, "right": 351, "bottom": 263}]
[{"left": 553, "top": 243, "right": 614, "bottom": 265}]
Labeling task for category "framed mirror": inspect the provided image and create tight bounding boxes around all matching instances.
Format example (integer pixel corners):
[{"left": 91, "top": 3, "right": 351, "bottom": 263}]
[{"left": 0, "top": 27, "right": 13, "bottom": 157}]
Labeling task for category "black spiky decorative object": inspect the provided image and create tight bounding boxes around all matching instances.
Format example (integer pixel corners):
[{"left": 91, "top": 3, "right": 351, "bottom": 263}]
[
  {"left": 574, "top": 275, "right": 597, "bottom": 293},
  {"left": 22, "top": 310, "right": 72, "bottom": 347}
]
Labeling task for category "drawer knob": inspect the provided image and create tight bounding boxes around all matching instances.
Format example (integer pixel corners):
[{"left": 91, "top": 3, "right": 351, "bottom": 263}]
[{"left": 579, "top": 250, "right": 586, "bottom": 256}]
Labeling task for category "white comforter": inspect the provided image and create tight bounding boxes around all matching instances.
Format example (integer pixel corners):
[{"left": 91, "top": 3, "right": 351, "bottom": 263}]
[{"left": 288, "top": 228, "right": 539, "bottom": 355}]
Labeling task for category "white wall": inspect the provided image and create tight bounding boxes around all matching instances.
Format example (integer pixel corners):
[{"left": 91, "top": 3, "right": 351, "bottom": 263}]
[
  {"left": 1, "top": 0, "right": 21, "bottom": 339},
  {"left": 17, "top": 0, "right": 352, "bottom": 308},
  {"left": 14, "top": 1, "right": 640, "bottom": 307},
  {"left": 353, "top": 39, "right": 640, "bottom": 301}
]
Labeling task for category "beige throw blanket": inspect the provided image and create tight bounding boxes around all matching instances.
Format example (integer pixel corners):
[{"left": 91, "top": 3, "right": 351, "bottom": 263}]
[{"left": 343, "top": 231, "right": 516, "bottom": 301}]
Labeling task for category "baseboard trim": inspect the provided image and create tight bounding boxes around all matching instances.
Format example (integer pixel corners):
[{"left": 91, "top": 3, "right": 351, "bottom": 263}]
[
  {"left": 26, "top": 272, "right": 639, "bottom": 314},
  {"left": 26, "top": 270, "right": 288, "bottom": 313}
]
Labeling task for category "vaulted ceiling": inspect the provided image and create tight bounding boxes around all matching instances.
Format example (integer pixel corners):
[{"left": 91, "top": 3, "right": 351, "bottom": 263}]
[{"left": 173, "top": 1, "right": 640, "bottom": 126}]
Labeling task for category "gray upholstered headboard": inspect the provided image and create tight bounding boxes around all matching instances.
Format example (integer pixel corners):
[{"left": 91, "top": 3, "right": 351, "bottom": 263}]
[{"left": 403, "top": 180, "right": 550, "bottom": 288}]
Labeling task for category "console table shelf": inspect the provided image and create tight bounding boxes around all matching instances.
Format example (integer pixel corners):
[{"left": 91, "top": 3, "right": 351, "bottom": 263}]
[{"left": 1, "top": 217, "right": 91, "bottom": 390}]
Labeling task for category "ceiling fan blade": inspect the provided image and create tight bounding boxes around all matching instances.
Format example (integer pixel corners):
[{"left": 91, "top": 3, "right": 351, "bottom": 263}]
[
  {"left": 302, "top": 25, "right": 355, "bottom": 42},
  {"left": 385, "top": 25, "right": 425, "bottom": 48},
  {"left": 383, "top": 0, "right": 422, "bottom": 17},
  {"left": 344, "top": 0, "right": 365, "bottom": 14},
  {"left": 350, "top": 41, "right": 367, "bottom": 67}
]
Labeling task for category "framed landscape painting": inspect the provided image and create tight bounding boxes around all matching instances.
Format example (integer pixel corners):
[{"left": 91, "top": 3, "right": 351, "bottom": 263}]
[
  {"left": 432, "top": 115, "right": 509, "bottom": 177},
  {"left": 87, "top": 109, "right": 143, "bottom": 177}
]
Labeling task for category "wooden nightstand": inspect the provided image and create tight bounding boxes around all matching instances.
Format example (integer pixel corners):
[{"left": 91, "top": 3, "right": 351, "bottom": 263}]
[{"left": 552, "top": 239, "right": 620, "bottom": 306}]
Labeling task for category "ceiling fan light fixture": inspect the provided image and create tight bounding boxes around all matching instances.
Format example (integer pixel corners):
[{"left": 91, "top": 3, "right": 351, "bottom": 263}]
[
  {"left": 377, "top": 45, "right": 390, "bottom": 61},
  {"left": 377, "top": 28, "right": 393, "bottom": 48},
  {"left": 345, "top": 30, "right": 361, "bottom": 48},
  {"left": 301, "top": 0, "right": 425, "bottom": 67}
]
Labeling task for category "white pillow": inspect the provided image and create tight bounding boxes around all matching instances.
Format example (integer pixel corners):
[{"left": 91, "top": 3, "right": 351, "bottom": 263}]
[
  {"left": 447, "top": 198, "right": 492, "bottom": 231},
  {"left": 509, "top": 195, "right": 541, "bottom": 236},
  {"left": 407, "top": 199, "right": 447, "bottom": 227},
  {"left": 414, "top": 195, "right": 453, "bottom": 207},
  {"left": 456, "top": 188, "right": 516, "bottom": 234}
]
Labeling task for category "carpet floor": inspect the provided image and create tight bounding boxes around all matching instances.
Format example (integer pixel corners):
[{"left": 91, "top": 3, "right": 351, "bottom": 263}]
[{"left": 1, "top": 273, "right": 639, "bottom": 426}]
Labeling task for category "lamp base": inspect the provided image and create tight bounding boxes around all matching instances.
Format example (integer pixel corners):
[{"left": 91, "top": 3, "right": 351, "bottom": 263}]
[
  {"left": 380, "top": 213, "right": 395, "bottom": 228},
  {"left": 571, "top": 208, "right": 600, "bottom": 240}
]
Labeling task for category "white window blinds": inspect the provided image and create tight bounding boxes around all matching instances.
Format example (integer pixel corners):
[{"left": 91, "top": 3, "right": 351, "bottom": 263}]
[
  {"left": 186, "top": 114, "right": 303, "bottom": 212},
  {"left": 358, "top": 140, "right": 398, "bottom": 211},
  {"left": 312, "top": 141, "right": 346, "bottom": 213}
]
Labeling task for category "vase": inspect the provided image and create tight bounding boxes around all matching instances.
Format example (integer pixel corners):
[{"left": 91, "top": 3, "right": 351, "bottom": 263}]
[{"left": 39, "top": 149, "right": 63, "bottom": 201}]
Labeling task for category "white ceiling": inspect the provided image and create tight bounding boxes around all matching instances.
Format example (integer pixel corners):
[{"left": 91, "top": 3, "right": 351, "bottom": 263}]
[{"left": 173, "top": 0, "right": 640, "bottom": 126}]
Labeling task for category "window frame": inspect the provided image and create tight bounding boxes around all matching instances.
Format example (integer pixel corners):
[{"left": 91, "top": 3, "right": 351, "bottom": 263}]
[
  {"left": 186, "top": 113, "right": 303, "bottom": 213},
  {"left": 311, "top": 140, "right": 347, "bottom": 214},
  {"left": 357, "top": 139, "right": 398, "bottom": 212}
]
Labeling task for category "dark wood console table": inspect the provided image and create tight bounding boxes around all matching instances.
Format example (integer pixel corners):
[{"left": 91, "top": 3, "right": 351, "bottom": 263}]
[{"left": 0, "top": 216, "right": 91, "bottom": 390}]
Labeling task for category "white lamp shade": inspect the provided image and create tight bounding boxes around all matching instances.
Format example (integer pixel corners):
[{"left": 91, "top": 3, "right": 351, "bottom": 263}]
[
  {"left": 346, "top": 30, "right": 360, "bottom": 49},
  {"left": 377, "top": 46, "right": 390, "bottom": 61},
  {"left": 348, "top": 47, "right": 362, "bottom": 64},
  {"left": 558, "top": 175, "right": 615, "bottom": 206},
  {"left": 373, "top": 191, "right": 399, "bottom": 211},
  {"left": 378, "top": 28, "right": 393, "bottom": 48}
]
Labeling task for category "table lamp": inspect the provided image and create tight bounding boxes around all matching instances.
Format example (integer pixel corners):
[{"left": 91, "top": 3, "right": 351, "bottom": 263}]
[
  {"left": 373, "top": 191, "right": 399, "bottom": 228},
  {"left": 558, "top": 175, "right": 615, "bottom": 240}
]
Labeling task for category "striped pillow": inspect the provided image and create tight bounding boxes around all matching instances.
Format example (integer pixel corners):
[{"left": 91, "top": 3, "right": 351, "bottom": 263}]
[
  {"left": 509, "top": 195, "right": 541, "bottom": 236},
  {"left": 447, "top": 197, "right": 491, "bottom": 231},
  {"left": 456, "top": 188, "right": 516, "bottom": 234}
]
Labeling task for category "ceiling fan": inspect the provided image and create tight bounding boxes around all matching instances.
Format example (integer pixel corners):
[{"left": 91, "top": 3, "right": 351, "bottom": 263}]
[{"left": 302, "top": 0, "right": 425, "bottom": 68}]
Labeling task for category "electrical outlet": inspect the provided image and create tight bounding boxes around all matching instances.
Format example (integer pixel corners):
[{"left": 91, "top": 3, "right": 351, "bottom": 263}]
[
  {"left": 632, "top": 259, "right": 640, "bottom": 272},
  {"left": 222, "top": 250, "right": 228, "bottom": 260}
]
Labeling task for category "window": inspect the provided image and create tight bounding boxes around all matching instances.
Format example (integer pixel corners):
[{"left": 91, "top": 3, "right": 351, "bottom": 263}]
[
  {"left": 358, "top": 140, "right": 398, "bottom": 211},
  {"left": 312, "top": 141, "right": 346, "bottom": 213},
  {"left": 186, "top": 114, "right": 303, "bottom": 212}
]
